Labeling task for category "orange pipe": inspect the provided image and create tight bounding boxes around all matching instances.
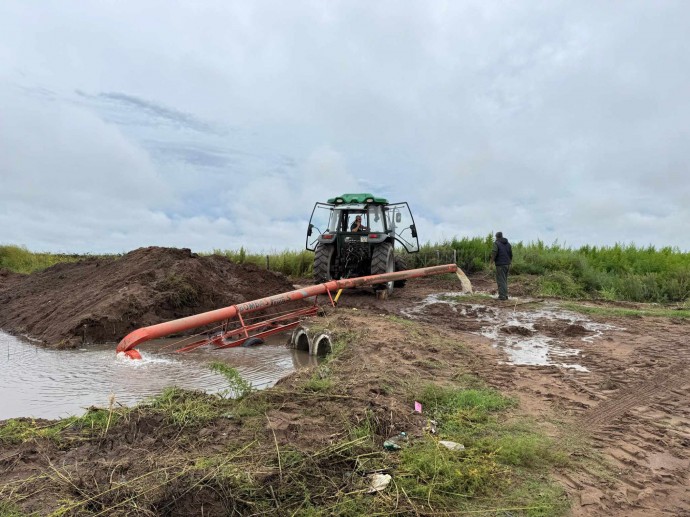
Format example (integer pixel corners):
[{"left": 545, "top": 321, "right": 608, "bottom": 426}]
[{"left": 115, "top": 263, "right": 458, "bottom": 354}]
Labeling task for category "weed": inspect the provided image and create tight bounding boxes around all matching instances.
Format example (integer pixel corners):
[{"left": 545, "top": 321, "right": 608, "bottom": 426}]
[
  {"left": 157, "top": 274, "right": 199, "bottom": 308},
  {"left": 147, "top": 387, "right": 226, "bottom": 427},
  {"left": 0, "top": 408, "right": 119, "bottom": 445},
  {"left": 0, "top": 501, "right": 31, "bottom": 516},
  {"left": 303, "top": 376, "right": 332, "bottom": 392},
  {"left": 6, "top": 240, "right": 689, "bottom": 302},
  {"left": 209, "top": 361, "right": 253, "bottom": 398}
]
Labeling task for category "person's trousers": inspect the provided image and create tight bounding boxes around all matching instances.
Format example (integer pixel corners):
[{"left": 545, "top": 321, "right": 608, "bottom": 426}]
[{"left": 496, "top": 265, "right": 510, "bottom": 299}]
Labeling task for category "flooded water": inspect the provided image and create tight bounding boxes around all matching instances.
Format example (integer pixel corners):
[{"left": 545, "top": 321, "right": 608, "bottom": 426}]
[
  {"left": 403, "top": 293, "right": 621, "bottom": 371},
  {"left": 0, "top": 331, "right": 316, "bottom": 420}
]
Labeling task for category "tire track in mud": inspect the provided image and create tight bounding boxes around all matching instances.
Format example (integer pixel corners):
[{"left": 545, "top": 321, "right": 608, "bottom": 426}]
[
  {"left": 577, "top": 366, "right": 690, "bottom": 428},
  {"left": 572, "top": 347, "right": 690, "bottom": 516}
]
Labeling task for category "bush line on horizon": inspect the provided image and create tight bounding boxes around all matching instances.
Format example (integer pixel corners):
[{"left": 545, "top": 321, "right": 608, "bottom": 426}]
[{"left": 2, "top": 237, "right": 689, "bottom": 303}]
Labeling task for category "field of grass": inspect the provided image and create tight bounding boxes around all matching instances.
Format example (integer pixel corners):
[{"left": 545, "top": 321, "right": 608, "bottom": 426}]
[
  {"left": 0, "top": 245, "right": 91, "bottom": 274},
  {"left": 3, "top": 237, "right": 689, "bottom": 303},
  {"left": 407, "top": 236, "right": 690, "bottom": 303}
]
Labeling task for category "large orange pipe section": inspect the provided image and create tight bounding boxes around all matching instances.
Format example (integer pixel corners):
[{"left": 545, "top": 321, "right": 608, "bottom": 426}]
[{"left": 116, "top": 263, "right": 458, "bottom": 355}]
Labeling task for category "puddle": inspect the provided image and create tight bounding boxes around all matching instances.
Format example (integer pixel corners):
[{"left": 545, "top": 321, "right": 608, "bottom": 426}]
[
  {"left": 0, "top": 331, "right": 316, "bottom": 420},
  {"left": 403, "top": 293, "right": 621, "bottom": 371}
]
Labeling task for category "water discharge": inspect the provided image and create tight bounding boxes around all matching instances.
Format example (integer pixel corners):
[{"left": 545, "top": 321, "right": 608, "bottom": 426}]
[
  {"left": 403, "top": 293, "right": 621, "bottom": 371},
  {"left": 0, "top": 331, "right": 315, "bottom": 420}
]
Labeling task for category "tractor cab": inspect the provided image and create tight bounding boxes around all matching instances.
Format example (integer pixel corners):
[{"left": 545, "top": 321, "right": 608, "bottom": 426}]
[
  {"left": 306, "top": 194, "right": 419, "bottom": 253},
  {"left": 305, "top": 193, "right": 420, "bottom": 293}
]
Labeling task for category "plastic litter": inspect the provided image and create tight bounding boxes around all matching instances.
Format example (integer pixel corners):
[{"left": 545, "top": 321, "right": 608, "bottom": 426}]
[
  {"left": 425, "top": 419, "right": 438, "bottom": 434},
  {"left": 384, "top": 432, "right": 408, "bottom": 451},
  {"left": 368, "top": 473, "right": 392, "bottom": 493},
  {"left": 439, "top": 440, "right": 465, "bottom": 451}
]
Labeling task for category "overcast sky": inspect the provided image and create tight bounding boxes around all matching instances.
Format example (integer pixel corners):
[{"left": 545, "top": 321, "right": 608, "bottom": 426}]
[{"left": 1, "top": 1, "right": 689, "bottom": 253}]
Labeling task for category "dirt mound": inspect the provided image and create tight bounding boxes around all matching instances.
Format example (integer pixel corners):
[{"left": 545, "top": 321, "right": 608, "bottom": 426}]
[{"left": 0, "top": 247, "right": 297, "bottom": 347}]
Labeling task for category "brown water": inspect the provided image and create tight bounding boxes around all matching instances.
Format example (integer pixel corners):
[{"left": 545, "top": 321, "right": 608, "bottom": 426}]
[{"left": 0, "top": 331, "right": 316, "bottom": 420}]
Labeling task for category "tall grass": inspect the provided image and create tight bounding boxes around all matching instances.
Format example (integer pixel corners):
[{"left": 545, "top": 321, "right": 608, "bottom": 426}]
[
  {"left": 211, "top": 247, "right": 314, "bottom": 278},
  {"left": 0, "top": 245, "right": 85, "bottom": 274},
  {"left": 3, "top": 239, "right": 689, "bottom": 303},
  {"left": 406, "top": 236, "right": 690, "bottom": 303}
]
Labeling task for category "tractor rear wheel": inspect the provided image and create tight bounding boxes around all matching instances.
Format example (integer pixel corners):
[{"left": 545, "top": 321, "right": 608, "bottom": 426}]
[
  {"left": 314, "top": 244, "right": 336, "bottom": 283},
  {"left": 371, "top": 242, "right": 395, "bottom": 295},
  {"left": 393, "top": 255, "right": 408, "bottom": 288}
]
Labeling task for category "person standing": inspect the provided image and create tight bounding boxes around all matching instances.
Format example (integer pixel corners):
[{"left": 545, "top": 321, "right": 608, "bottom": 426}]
[{"left": 490, "top": 231, "right": 513, "bottom": 300}]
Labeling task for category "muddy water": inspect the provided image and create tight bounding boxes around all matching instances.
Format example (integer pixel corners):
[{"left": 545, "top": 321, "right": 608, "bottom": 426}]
[
  {"left": 403, "top": 293, "right": 621, "bottom": 371},
  {"left": 0, "top": 331, "right": 315, "bottom": 420}
]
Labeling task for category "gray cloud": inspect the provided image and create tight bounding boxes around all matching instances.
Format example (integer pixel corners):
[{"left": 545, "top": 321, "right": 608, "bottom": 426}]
[{"left": 1, "top": 0, "right": 689, "bottom": 253}]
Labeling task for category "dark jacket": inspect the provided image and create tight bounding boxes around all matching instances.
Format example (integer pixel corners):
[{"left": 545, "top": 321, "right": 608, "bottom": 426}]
[{"left": 491, "top": 238, "right": 513, "bottom": 266}]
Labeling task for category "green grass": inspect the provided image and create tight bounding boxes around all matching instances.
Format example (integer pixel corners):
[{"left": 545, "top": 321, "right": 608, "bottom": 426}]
[
  {"left": 409, "top": 236, "right": 690, "bottom": 303},
  {"left": 147, "top": 387, "right": 228, "bottom": 427},
  {"left": 561, "top": 301, "right": 690, "bottom": 319},
  {"left": 211, "top": 247, "right": 315, "bottom": 277},
  {"left": 0, "top": 408, "right": 121, "bottom": 445},
  {"left": 394, "top": 384, "right": 570, "bottom": 515},
  {"left": 5, "top": 236, "right": 689, "bottom": 302},
  {"left": 0, "top": 501, "right": 31, "bottom": 516},
  {"left": 0, "top": 245, "right": 91, "bottom": 274}
]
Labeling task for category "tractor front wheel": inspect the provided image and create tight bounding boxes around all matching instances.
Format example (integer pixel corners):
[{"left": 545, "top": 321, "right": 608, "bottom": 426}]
[{"left": 371, "top": 242, "right": 395, "bottom": 296}]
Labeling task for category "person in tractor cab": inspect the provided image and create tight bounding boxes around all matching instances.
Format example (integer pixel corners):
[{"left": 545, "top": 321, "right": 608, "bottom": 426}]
[{"left": 350, "top": 215, "right": 368, "bottom": 233}]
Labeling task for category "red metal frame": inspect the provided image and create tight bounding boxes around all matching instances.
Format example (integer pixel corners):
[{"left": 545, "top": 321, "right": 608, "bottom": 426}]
[{"left": 175, "top": 305, "right": 319, "bottom": 353}]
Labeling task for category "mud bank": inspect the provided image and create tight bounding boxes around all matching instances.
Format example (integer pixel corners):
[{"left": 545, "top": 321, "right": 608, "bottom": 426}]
[{"left": 0, "top": 247, "right": 296, "bottom": 347}]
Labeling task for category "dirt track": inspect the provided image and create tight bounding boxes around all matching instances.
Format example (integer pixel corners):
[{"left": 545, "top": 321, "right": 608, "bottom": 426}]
[{"left": 0, "top": 259, "right": 689, "bottom": 515}]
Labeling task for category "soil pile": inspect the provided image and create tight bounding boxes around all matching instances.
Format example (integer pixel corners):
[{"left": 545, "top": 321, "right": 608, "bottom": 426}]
[{"left": 0, "top": 247, "right": 297, "bottom": 347}]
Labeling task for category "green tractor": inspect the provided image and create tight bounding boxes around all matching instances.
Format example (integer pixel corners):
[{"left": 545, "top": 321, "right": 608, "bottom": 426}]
[{"left": 306, "top": 193, "right": 420, "bottom": 296}]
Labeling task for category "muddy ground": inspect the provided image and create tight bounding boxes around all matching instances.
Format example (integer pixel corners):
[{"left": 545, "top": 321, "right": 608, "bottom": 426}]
[
  {"left": 336, "top": 276, "right": 690, "bottom": 516},
  {"left": 0, "top": 247, "right": 297, "bottom": 347},
  {"left": 1, "top": 257, "right": 689, "bottom": 516}
]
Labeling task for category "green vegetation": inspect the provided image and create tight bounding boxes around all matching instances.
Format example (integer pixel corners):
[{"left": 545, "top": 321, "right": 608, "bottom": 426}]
[
  {"left": 4, "top": 237, "right": 689, "bottom": 302},
  {"left": 0, "top": 501, "right": 30, "bottom": 517},
  {"left": 0, "top": 407, "right": 120, "bottom": 445},
  {"left": 209, "top": 361, "right": 253, "bottom": 398},
  {"left": 562, "top": 301, "right": 690, "bottom": 319},
  {"left": 212, "top": 247, "right": 314, "bottom": 277},
  {"left": 407, "top": 236, "right": 690, "bottom": 303},
  {"left": 396, "top": 384, "right": 569, "bottom": 515},
  {"left": 0, "top": 245, "right": 88, "bottom": 274},
  {"left": 158, "top": 273, "right": 199, "bottom": 307},
  {"left": 147, "top": 387, "right": 230, "bottom": 427}
]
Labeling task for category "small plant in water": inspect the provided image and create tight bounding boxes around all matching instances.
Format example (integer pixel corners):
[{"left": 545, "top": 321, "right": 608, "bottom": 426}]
[{"left": 209, "top": 361, "right": 253, "bottom": 399}]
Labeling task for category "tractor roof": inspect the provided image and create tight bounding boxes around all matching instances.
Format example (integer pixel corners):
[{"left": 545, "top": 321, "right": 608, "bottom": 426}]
[{"left": 327, "top": 193, "right": 388, "bottom": 204}]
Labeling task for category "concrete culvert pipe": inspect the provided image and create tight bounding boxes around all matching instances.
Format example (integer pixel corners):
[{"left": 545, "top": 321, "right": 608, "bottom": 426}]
[
  {"left": 312, "top": 333, "right": 332, "bottom": 357},
  {"left": 291, "top": 326, "right": 311, "bottom": 352}
]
